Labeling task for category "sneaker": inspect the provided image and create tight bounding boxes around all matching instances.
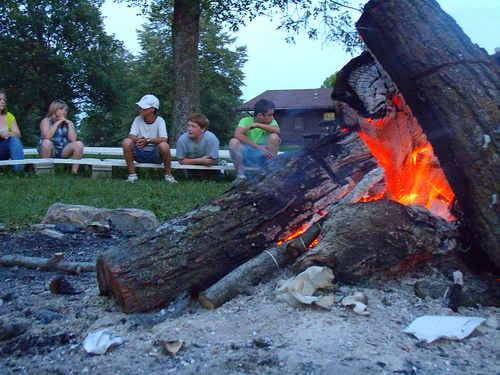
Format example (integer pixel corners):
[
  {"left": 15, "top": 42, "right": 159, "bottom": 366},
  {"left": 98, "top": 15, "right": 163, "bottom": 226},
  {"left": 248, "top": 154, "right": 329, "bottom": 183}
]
[
  {"left": 126, "top": 174, "right": 138, "bottom": 183},
  {"left": 233, "top": 175, "right": 247, "bottom": 185},
  {"left": 164, "top": 174, "right": 177, "bottom": 183}
]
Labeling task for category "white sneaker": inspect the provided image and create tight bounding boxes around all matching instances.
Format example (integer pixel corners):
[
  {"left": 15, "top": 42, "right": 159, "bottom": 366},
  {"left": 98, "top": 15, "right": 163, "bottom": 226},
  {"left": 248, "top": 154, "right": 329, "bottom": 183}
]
[
  {"left": 233, "top": 175, "right": 247, "bottom": 185},
  {"left": 126, "top": 174, "right": 138, "bottom": 183},
  {"left": 164, "top": 174, "right": 177, "bottom": 183}
]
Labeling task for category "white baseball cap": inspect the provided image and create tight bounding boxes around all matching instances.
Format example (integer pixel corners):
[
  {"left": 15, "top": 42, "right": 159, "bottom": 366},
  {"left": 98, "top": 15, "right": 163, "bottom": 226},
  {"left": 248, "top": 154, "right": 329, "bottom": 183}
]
[{"left": 136, "top": 94, "right": 160, "bottom": 109}]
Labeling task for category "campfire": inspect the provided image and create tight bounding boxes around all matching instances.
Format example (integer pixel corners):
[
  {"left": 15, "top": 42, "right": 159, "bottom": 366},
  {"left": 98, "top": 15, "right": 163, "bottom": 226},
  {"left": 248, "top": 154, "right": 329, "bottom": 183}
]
[{"left": 96, "top": 0, "right": 500, "bottom": 313}]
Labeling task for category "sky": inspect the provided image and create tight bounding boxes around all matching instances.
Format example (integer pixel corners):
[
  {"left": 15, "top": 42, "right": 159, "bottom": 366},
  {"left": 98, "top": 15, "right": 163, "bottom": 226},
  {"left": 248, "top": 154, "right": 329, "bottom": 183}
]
[{"left": 100, "top": 0, "right": 500, "bottom": 102}]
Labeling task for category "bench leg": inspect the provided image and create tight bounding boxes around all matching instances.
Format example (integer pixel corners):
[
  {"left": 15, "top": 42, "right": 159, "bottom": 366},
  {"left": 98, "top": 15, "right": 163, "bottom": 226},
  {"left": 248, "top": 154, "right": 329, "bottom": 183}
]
[
  {"left": 92, "top": 165, "right": 113, "bottom": 179},
  {"left": 34, "top": 163, "right": 55, "bottom": 175}
]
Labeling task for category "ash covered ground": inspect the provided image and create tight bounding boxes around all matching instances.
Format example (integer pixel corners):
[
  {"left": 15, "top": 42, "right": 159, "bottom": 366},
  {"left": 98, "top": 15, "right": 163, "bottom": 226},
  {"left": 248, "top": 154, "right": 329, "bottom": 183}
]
[{"left": 1, "top": 226, "right": 499, "bottom": 375}]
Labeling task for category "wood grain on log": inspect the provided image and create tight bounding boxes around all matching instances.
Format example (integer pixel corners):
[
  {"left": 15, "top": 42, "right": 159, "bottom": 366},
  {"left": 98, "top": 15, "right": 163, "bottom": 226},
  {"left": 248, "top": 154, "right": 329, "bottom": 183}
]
[
  {"left": 356, "top": 0, "right": 500, "bottom": 270},
  {"left": 296, "top": 200, "right": 460, "bottom": 283},
  {"left": 97, "top": 130, "right": 381, "bottom": 312}
]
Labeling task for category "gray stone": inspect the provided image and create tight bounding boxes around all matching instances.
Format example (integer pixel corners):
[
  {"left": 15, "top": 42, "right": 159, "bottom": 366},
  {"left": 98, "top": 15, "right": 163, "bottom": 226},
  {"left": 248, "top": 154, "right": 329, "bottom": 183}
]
[{"left": 42, "top": 203, "right": 159, "bottom": 233}]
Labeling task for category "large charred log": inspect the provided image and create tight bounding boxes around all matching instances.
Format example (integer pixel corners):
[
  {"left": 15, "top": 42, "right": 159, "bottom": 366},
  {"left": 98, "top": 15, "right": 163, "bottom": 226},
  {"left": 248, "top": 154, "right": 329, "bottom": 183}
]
[
  {"left": 296, "top": 200, "right": 460, "bottom": 283},
  {"left": 97, "top": 130, "right": 380, "bottom": 313},
  {"left": 356, "top": 0, "right": 500, "bottom": 271}
]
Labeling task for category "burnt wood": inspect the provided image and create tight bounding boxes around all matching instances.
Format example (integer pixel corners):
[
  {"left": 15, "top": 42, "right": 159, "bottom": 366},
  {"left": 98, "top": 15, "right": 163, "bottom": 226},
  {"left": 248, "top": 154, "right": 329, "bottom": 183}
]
[
  {"left": 97, "top": 130, "right": 380, "bottom": 312},
  {"left": 296, "top": 200, "right": 460, "bottom": 283},
  {"left": 356, "top": 0, "right": 500, "bottom": 271}
]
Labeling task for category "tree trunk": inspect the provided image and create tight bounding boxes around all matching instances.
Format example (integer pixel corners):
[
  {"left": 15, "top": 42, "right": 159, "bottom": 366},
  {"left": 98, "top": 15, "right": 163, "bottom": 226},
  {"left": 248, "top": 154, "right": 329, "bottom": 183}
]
[
  {"left": 171, "top": 0, "right": 201, "bottom": 147},
  {"left": 97, "top": 131, "right": 380, "bottom": 312},
  {"left": 356, "top": 0, "right": 500, "bottom": 271}
]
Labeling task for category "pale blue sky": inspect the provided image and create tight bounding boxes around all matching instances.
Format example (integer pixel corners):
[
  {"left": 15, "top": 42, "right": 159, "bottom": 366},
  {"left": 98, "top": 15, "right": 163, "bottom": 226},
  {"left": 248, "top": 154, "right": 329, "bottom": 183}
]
[{"left": 101, "top": 0, "right": 499, "bottom": 101}]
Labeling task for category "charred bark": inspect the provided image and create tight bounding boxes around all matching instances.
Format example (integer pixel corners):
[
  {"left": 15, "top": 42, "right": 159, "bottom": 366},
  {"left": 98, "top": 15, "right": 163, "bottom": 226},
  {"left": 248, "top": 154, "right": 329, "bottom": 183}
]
[
  {"left": 356, "top": 0, "right": 500, "bottom": 271},
  {"left": 97, "top": 130, "right": 380, "bottom": 312},
  {"left": 296, "top": 200, "right": 460, "bottom": 283}
]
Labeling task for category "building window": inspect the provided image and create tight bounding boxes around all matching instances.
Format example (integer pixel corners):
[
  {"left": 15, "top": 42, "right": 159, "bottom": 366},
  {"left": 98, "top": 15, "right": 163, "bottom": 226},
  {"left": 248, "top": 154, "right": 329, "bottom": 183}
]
[
  {"left": 294, "top": 117, "right": 304, "bottom": 131},
  {"left": 323, "top": 112, "right": 335, "bottom": 120}
]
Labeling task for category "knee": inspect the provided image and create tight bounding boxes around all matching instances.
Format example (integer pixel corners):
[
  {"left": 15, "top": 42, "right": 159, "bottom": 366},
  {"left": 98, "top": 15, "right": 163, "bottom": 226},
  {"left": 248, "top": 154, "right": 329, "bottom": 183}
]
[
  {"left": 122, "top": 138, "right": 133, "bottom": 149},
  {"left": 41, "top": 139, "right": 53, "bottom": 150},
  {"left": 267, "top": 133, "right": 280, "bottom": 146},
  {"left": 74, "top": 140, "right": 84, "bottom": 151},
  {"left": 9, "top": 136, "right": 22, "bottom": 147},
  {"left": 158, "top": 142, "right": 171, "bottom": 154},
  {"left": 228, "top": 138, "right": 240, "bottom": 151}
]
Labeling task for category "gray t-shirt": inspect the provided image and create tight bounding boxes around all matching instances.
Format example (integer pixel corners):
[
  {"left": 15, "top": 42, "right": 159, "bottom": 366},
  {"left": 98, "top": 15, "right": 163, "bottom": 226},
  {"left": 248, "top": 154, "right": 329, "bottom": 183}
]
[{"left": 176, "top": 130, "right": 220, "bottom": 165}]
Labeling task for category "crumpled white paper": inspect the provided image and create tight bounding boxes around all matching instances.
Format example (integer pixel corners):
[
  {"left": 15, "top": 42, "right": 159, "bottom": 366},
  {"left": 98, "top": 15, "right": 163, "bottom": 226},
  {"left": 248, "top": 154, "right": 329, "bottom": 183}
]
[
  {"left": 403, "top": 315, "right": 486, "bottom": 343},
  {"left": 83, "top": 328, "right": 123, "bottom": 355},
  {"left": 276, "top": 266, "right": 335, "bottom": 309}
]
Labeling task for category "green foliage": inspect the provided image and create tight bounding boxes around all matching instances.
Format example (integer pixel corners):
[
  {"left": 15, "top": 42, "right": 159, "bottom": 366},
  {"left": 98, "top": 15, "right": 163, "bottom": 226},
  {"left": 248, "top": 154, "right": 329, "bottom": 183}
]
[
  {"left": 0, "top": 0, "right": 135, "bottom": 147},
  {"left": 321, "top": 72, "right": 338, "bottom": 88},
  {"left": 134, "top": 1, "right": 247, "bottom": 146},
  {"left": 0, "top": 171, "right": 233, "bottom": 229}
]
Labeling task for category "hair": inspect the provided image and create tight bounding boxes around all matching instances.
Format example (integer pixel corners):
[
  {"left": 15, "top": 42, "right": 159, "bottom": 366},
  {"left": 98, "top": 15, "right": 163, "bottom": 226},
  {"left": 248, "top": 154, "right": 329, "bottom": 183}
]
[
  {"left": 187, "top": 113, "right": 209, "bottom": 130},
  {"left": 47, "top": 99, "right": 68, "bottom": 121},
  {"left": 253, "top": 99, "right": 275, "bottom": 116},
  {"left": 0, "top": 89, "right": 7, "bottom": 115}
]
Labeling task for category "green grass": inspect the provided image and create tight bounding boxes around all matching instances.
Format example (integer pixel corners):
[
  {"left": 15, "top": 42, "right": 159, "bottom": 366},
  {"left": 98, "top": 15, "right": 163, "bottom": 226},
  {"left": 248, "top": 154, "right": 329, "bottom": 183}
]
[{"left": 0, "top": 166, "right": 234, "bottom": 230}]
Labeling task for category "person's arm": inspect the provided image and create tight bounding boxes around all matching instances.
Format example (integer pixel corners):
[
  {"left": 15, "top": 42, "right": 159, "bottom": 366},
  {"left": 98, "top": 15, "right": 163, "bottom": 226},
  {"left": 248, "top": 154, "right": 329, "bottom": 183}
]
[
  {"left": 234, "top": 126, "right": 272, "bottom": 159},
  {"left": 178, "top": 155, "right": 214, "bottom": 166},
  {"left": 2, "top": 118, "right": 21, "bottom": 139},
  {"left": 66, "top": 120, "right": 78, "bottom": 142},
  {"left": 40, "top": 117, "right": 62, "bottom": 140},
  {"left": 247, "top": 122, "right": 281, "bottom": 134}
]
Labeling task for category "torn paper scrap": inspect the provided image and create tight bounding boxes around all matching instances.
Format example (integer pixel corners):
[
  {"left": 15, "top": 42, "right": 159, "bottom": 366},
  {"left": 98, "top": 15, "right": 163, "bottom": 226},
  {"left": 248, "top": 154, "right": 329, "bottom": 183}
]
[
  {"left": 276, "top": 266, "right": 335, "bottom": 309},
  {"left": 341, "top": 292, "right": 369, "bottom": 316},
  {"left": 403, "top": 315, "right": 486, "bottom": 343},
  {"left": 83, "top": 328, "right": 123, "bottom": 355}
]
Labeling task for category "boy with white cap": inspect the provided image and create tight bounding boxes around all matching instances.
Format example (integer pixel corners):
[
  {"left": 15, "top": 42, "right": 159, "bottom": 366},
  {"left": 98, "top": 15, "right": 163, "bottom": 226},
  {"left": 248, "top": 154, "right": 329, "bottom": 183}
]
[{"left": 122, "top": 94, "right": 177, "bottom": 183}]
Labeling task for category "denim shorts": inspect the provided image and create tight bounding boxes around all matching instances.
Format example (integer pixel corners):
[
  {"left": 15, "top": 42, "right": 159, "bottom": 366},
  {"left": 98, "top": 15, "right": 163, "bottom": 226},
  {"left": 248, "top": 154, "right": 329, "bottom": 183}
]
[
  {"left": 241, "top": 144, "right": 266, "bottom": 168},
  {"left": 133, "top": 144, "right": 162, "bottom": 164}
]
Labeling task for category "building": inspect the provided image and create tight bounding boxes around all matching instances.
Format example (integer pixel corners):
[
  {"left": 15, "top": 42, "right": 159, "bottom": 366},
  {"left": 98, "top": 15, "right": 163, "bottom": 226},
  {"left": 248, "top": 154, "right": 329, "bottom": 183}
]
[{"left": 236, "top": 88, "right": 336, "bottom": 146}]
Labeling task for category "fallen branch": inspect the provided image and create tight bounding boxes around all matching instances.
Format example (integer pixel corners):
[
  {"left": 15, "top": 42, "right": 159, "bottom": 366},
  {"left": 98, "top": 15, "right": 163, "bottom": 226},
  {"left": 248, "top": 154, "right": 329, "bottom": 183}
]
[
  {"left": 0, "top": 254, "right": 95, "bottom": 274},
  {"left": 199, "top": 222, "right": 323, "bottom": 309}
]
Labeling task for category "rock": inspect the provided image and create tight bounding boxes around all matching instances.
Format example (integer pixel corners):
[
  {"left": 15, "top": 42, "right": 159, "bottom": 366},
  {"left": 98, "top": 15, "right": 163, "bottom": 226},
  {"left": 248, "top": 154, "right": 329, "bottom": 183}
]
[{"left": 42, "top": 203, "right": 159, "bottom": 233}]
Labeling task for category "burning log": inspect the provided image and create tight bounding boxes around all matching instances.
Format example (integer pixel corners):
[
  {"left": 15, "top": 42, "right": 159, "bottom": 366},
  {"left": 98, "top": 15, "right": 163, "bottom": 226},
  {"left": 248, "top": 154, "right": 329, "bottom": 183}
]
[
  {"left": 199, "top": 167, "right": 386, "bottom": 309},
  {"left": 332, "top": 51, "right": 454, "bottom": 219},
  {"left": 198, "top": 221, "right": 323, "bottom": 309},
  {"left": 356, "top": 0, "right": 500, "bottom": 271},
  {"left": 97, "top": 131, "right": 381, "bottom": 313},
  {"left": 296, "top": 200, "right": 460, "bottom": 283}
]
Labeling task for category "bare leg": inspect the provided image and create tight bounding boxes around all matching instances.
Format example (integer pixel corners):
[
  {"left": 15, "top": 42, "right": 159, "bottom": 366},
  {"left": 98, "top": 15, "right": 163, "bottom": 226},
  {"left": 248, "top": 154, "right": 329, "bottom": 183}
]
[
  {"left": 122, "top": 138, "right": 136, "bottom": 174},
  {"left": 228, "top": 138, "right": 245, "bottom": 176},
  {"left": 158, "top": 142, "right": 172, "bottom": 175},
  {"left": 62, "top": 141, "right": 84, "bottom": 173},
  {"left": 266, "top": 133, "right": 280, "bottom": 157},
  {"left": 39, "top": 139, "right": 55, "bottom": 158}
]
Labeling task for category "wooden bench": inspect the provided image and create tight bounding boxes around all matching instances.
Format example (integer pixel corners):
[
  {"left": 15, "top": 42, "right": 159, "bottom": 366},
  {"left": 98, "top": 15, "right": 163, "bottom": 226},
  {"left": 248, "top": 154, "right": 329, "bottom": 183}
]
[{"left": 0, "top": 147, "right": 277, "bottom": 178}]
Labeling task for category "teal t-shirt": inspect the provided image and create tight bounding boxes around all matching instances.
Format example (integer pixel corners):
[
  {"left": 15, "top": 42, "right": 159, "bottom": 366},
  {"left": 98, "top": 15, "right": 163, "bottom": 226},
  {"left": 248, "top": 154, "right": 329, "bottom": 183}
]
[{"left": 237, "top": 117, "right": 278, "bottom": 144}]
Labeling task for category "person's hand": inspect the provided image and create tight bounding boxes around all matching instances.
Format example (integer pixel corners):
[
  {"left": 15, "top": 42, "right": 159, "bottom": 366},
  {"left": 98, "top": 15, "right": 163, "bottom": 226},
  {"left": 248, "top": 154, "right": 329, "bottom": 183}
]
[
  {"left": 201, "top": 155, "right": 214, "bottom": 166},
  {"left": 257, "top": 145, "right": 273, "bottom": 160},
  {"left": 136, "top": 136, "right": 147, "bottom": 149},
  {"left": 56, "top": 117, "right": 68, "bottom": 126},
  {"left": 243, "top": 124, "right": 257, "bottom": 133},
  {"left": 0, "top": 131, "right": 10, "bottom": 139}
]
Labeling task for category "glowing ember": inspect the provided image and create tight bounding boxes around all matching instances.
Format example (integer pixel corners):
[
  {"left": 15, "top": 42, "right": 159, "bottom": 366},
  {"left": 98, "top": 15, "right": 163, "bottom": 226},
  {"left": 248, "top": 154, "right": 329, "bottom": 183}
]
[{"left": 358, "top": 119, "right": 455, "bottom": 221}]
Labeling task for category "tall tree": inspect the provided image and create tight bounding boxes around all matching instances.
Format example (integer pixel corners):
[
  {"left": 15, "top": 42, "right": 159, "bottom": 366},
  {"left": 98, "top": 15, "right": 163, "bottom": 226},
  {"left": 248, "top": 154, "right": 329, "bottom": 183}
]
[
  {"left": 0, "top": 0, "right": 133, "bottom": 146},
  {"left": 133, "top": 0, "right": 247, "bottom": 146},
  {"left": 120, "top": 0, "right": 362, "bottom": 146}
]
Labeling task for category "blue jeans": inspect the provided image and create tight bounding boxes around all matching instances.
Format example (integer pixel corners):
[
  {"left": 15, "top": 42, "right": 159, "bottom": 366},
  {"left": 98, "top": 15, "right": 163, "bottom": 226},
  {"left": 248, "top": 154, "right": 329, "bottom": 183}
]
[
  {"left": 241, "top": 144, "right": 266, "bottom": 169},
  {"left": 132, "top": 143, "right": 162, "bottom": 164},
  {"left": 0, "top": 136, "right": 24, "bottom": 171}
]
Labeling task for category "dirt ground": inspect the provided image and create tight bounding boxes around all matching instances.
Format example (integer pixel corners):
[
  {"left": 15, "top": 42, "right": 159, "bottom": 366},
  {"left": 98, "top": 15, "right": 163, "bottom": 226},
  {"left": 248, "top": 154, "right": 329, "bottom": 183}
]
[{"left": 1, "top": 225, "right": 499, "bottom": 375}]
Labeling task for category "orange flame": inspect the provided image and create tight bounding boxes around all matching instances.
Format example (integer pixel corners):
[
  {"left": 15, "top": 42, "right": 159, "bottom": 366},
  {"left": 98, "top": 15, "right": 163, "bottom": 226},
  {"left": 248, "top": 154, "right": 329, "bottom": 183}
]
[{"left": 358, "top": 119, "right": 455, "bottom": 221}]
